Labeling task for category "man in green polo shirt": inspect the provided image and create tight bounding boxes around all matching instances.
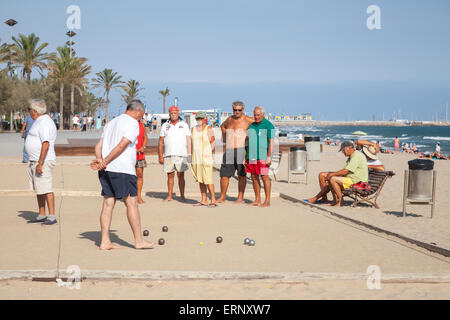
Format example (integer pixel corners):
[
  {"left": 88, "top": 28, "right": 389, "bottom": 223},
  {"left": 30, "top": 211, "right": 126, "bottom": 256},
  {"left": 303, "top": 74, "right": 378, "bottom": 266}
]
[
  {"left": 308, "top": 141, "right": 368, "bottom": 207},
  {"left": 246, "top": 106, "right": 275, "bottom": 207}
]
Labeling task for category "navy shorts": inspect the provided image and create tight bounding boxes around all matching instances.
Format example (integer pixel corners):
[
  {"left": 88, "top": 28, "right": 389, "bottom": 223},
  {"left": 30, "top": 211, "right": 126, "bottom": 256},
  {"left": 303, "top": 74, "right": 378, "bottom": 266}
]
[
  {"left": 98, "top": 171, "right": 137, "bottom": 199},
  {"left": 220, "top": 148, "right": 247, "bottom": 177}
]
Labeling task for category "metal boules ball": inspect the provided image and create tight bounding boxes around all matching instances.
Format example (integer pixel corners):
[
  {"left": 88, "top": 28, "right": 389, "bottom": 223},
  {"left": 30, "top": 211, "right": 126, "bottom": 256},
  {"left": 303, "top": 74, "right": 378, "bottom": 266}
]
[
  {"left": 244, "top": 238, "right": 251, "bottom": 245},
  {"left": 216, "top": 236, "right": 223, "bottom": 243},
  {"left": 249, "top": 240, "right": 255, "bottom": 246},
  {"left": 158, "top": 238, "right": 165, "bottom": 245},
  {"left": 143, "top": 230, "right": 149, "bottom": 237},
  {"left": 162, "top": 226, "right": 168, "bottom": 232}
]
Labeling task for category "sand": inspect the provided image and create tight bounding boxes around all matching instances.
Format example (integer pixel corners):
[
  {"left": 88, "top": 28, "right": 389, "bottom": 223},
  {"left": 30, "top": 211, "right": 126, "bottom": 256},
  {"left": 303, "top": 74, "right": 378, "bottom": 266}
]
[{"left": 0, "top": 145, "right": 449, "bottom": 299}]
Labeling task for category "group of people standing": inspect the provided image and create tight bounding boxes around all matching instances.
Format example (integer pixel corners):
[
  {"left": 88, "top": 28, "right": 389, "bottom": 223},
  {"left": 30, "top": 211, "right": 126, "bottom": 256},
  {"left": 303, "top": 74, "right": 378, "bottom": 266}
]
[
  {"left": 23, "top": 98, "right": 276, "bottom": 250},
  {"left": 157, "top": 101, "right": 275, "bottom": 208}
]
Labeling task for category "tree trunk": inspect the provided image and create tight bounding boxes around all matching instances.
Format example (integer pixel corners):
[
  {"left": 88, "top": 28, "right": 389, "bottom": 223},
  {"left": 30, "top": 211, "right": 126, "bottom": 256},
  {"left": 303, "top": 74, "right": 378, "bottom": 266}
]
[
  {"left": 163, "top": 97, "right": 166, "bottom": 114},
  {"left": 105, "top": 89, "right": 110, "bottom": 122},
  {"left": 10, "top": 110, "right": 14, "bottom": 132},
  {"left": 70, "top": 83, "right": 75, "bottom": 128},
  {"left": 59, "top": 84, "right": 64, "bottom": 131}
]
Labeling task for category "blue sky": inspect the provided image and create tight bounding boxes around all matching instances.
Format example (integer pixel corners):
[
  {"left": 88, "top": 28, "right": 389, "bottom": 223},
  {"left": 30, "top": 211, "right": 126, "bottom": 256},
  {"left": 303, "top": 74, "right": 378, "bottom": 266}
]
[{"left": 1, "top": 0, "right": 450, "bottom": 120}]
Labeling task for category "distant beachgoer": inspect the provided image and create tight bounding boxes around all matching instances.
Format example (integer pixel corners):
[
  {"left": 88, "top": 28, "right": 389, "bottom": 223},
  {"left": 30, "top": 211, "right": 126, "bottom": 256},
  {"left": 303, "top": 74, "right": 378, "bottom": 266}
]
[
  {"left": 325, "top": 138, "right": 331, "bottom": 145},
  {"left": 190, "top": 111, "right": 216, "bottom": 207},
  {"left": 246, "top": 106, "right": 275, "bottom": 207},
  {"left": 25, "top": 99, "right": 58, "bottom": 225},
  {"left": 21, "top": 114, "right": 35, "bottom": 163},
  {"left": 217, "top": 101, "right": 254, "bottom": 203},
  {"left": 136, "top": 118, "right": 148, "bottom": 204},
  {"left": 158, "top": 106, "right": 191, "bottom": 202},
  {"left": 394, "top": 137, "right": 400, "bottom": 151},
  {"left": 152, "top": 118, "right": 157, "bottom": 131},
  {"left": 308, "top": 141, "right": 368, "bottom": 207},
  {"left": 72, "top": 115, "right": 79, "bottom": 130},
  {"left": 436, "top": 142, "right": 441, "bottom": 155},
  {"left": 91, "top": 100, "right": 154, "bottom": 250},
  {"left": 410, "top": 143, "right": 419, "bottom": 153},
  {"left": 96, "top": 116, "right": 102, "bottom": 130}
]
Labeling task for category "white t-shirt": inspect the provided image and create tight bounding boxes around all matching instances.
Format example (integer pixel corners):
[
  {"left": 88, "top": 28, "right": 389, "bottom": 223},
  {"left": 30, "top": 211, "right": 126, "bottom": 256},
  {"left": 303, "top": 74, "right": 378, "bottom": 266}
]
[
  {"left": 160, "top": 120, "right": 191, "bottom": 157},
  {"left": 25, "top": 115, "right": 57, "bottom": 162},
  {"left": 72, "top": 116, "right": 79, "bottom": 124},
  {"left": 436, "top": 145, "right": 441, "bottom": 153},
  {"left": 101, "top": 114, "right": 139, "bottom": 176}
]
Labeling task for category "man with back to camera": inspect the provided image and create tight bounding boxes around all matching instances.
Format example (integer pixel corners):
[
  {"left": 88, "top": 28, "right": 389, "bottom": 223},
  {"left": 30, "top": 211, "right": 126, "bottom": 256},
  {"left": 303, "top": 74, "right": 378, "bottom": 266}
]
[{"left": 91, "top": 100, "right": 154, "bottom": 250}]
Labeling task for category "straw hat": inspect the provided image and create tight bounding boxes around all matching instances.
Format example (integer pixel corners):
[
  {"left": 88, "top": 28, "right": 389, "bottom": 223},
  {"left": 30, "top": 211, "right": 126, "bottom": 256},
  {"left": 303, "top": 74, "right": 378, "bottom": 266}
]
[{"left": 362, "top": 145, "right": 378, "bottom": 160}]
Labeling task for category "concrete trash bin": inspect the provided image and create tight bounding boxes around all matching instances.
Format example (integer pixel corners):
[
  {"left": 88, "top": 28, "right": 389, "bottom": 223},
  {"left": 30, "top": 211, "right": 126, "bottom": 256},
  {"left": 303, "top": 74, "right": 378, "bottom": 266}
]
[
  {"left": 304, "top": 136, "right": 320, "bottom": 161},
  {"left": 407, "top": 159, "right": 434, "bottom": 201}
]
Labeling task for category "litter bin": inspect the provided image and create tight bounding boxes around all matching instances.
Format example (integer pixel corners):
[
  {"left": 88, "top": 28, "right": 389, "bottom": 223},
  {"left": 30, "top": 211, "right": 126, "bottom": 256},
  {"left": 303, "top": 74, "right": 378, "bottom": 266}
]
[
  {"left": 406, "top": 159, "right": 434, "bottom": 201},
  {"left": 289, "top": 147, "right": 307, "bottom": 171},
  {"left": 304, "top": 136, "right": 321, "bottom": 161},
  {"left": 288, "top": 147, "right": 308, "bottom": 184}
]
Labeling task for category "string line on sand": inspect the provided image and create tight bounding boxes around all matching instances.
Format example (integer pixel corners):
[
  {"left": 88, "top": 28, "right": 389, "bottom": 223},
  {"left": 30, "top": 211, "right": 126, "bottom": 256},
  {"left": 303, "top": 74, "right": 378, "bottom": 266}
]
[{"left": 56, "top": 163, "right": 64, "bottom": 279}]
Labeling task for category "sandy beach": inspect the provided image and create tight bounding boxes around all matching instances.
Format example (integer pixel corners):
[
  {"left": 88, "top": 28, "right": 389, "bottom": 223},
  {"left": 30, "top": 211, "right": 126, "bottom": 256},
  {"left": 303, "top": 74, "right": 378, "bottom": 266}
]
[{"left": 0, "top": 137, "right": 449, "bottom": 299}]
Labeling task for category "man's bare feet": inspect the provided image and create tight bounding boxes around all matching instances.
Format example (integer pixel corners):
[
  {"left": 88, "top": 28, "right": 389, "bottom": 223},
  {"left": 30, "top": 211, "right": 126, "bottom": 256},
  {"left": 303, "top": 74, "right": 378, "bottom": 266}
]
[
  {"left": 233, "top": 198, "right": 245, "bottom": 204},
  {"left": 327, "top": 201, "right": 342, "bottom": 207},
  {"left": 216, "top": 197, "right": 226, "bottom": 203},
  {"left": 194, "top": 202, "right": 208, "bottom": 206},
  {"left": 259, "top": 202, "right": 271, "bottom": 207},
  {"left": 308, "top": 197, "right": 318, "bottom": 204},
  {"left": 99, "top": 242, "right": 121, "bottom": 250},
  {"left": 208, "top": 202, "right": 217, "bottom": 207},
  {"left": 179, "top": 196, "right": 186, "bottom": 202},
  {"left": 135, "top": 240, "right": 155, "bottom": 249},
  {"left": 249, "top": 201, "right": 261, "bottom": 206},
  {"left": 163, "top": 197, "right": 173, "bottom": 202},
  {"left": 138, "top": 198, "right": 145, "bottom": 204}
]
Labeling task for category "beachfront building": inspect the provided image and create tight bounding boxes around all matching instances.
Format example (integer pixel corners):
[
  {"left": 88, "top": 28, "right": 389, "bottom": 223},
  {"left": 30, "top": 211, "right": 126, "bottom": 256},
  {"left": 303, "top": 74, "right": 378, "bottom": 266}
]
[{"left": 182, "top": 108, "right": 221, "bottom": 128}]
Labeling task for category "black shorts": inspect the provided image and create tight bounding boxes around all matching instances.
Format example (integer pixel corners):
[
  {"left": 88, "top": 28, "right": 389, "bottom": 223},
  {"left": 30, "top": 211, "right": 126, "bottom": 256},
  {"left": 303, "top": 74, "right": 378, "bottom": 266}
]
[
  {"left": 220, "top": 148, "right": 247, "bottom": 177},
  {"left": 99, "top": 171, "right": 137, "bottom": 199}
]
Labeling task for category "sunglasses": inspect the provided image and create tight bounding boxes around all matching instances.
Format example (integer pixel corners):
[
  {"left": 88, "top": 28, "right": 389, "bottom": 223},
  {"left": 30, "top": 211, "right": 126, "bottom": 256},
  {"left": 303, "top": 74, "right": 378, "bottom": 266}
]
[{"left": 233, "top": 108, "right": 243, "bottom": 112}]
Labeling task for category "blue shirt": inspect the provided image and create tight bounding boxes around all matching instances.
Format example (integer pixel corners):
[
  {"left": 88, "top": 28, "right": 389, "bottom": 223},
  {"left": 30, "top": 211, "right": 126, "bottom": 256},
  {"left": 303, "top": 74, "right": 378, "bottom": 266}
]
[{"left": 23, "top": 115, "right": 35, "bottom": 138}]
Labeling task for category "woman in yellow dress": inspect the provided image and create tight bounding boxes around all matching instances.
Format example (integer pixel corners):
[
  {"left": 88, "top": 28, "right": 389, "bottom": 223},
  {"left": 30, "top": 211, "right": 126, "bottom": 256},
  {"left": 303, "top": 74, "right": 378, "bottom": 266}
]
[{"left": 191, "top": 112, "right": 216, "bottom": 207}]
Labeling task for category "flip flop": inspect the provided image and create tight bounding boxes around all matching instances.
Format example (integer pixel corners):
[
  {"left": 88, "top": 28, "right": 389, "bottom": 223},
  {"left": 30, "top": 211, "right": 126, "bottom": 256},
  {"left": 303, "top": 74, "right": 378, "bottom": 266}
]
[{"left": 303, "top": 199, "right": 311, "bottom": 203}]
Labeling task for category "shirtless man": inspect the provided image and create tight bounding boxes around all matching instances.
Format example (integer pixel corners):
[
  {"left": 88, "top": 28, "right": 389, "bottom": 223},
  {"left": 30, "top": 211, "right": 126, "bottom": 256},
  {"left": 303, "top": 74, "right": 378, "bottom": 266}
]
[{"left": 217, "top": 101, "right": 254, "bottom": 203}]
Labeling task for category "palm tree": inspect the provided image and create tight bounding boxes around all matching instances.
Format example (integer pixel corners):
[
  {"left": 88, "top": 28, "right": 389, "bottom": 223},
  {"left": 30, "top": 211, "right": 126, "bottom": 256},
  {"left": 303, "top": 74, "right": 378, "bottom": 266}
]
[
  {"left": 86, "top": 92, "right": 105, "bottom": 117},
  {"left": 68, "top": 56, "right": 91, "bottom": 124},
  {"left": 0, "top": 38, "right": 10, "bottom": 76},
  {"left": 91, "top": 69, "right": 123, "bottom": 122},
  {"left": 12, "top": 33, "right": 53, "bottom": 82},
  {"left": 120, "top": 79, "right": 144, "bottom": 106},
  {"left": 159, "top": 87, "right": 170, "bottom": 114},
  {"left": 48, "top": 47, "right": 71, "bottom": 130}
]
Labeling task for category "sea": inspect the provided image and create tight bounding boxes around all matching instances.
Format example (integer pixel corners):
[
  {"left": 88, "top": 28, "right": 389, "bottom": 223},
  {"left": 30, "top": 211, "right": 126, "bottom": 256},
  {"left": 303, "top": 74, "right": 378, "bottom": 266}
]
[{"left": 276, "top": 125, "right": 450, "bottom": 154}]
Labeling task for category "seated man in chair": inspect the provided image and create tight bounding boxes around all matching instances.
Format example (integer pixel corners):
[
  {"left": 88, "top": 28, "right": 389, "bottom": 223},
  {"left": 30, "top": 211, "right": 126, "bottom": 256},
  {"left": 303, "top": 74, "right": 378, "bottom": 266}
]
[{"left": 307, "top": 141, "right": 368, "bottom": 207}]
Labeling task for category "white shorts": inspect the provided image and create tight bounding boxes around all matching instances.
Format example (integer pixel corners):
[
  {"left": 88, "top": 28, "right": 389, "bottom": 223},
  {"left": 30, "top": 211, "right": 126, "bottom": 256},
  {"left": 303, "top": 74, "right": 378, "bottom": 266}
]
[
  {"left": 28, "top": 160, "right": 56, "bottom": 195},
  {"left": 163, "top": 156, "right": 188, "bottom": 173}
]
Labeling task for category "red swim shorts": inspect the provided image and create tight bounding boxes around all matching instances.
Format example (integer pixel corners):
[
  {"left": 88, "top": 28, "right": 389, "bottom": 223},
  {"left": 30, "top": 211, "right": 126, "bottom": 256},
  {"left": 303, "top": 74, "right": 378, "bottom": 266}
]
[{"left": 245, "top": 160, "right": 270, "bottom": 175}]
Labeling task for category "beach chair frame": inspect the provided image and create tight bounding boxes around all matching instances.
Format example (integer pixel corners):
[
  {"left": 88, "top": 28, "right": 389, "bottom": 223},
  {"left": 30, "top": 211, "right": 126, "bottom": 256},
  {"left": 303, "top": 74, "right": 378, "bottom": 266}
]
[{"left": 342, "top": 170, "right": 395, "bottom": 209}]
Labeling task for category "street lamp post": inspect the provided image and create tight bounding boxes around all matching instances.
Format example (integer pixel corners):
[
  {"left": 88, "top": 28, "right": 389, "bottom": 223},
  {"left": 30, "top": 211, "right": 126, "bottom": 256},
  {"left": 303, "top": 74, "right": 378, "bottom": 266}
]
[
  {"left": 5, "top": 19, "right": 18, "bottom": 132},
  {"left": 66, "top": 31, "right": 76, "bottom": 57}
]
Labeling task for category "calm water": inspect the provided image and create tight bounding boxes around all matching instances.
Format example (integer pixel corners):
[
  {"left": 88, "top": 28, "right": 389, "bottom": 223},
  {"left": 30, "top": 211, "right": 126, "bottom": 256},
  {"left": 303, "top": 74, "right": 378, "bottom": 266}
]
[{"left": 277, "top": 125, "right": 450, "bottom": 153}]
